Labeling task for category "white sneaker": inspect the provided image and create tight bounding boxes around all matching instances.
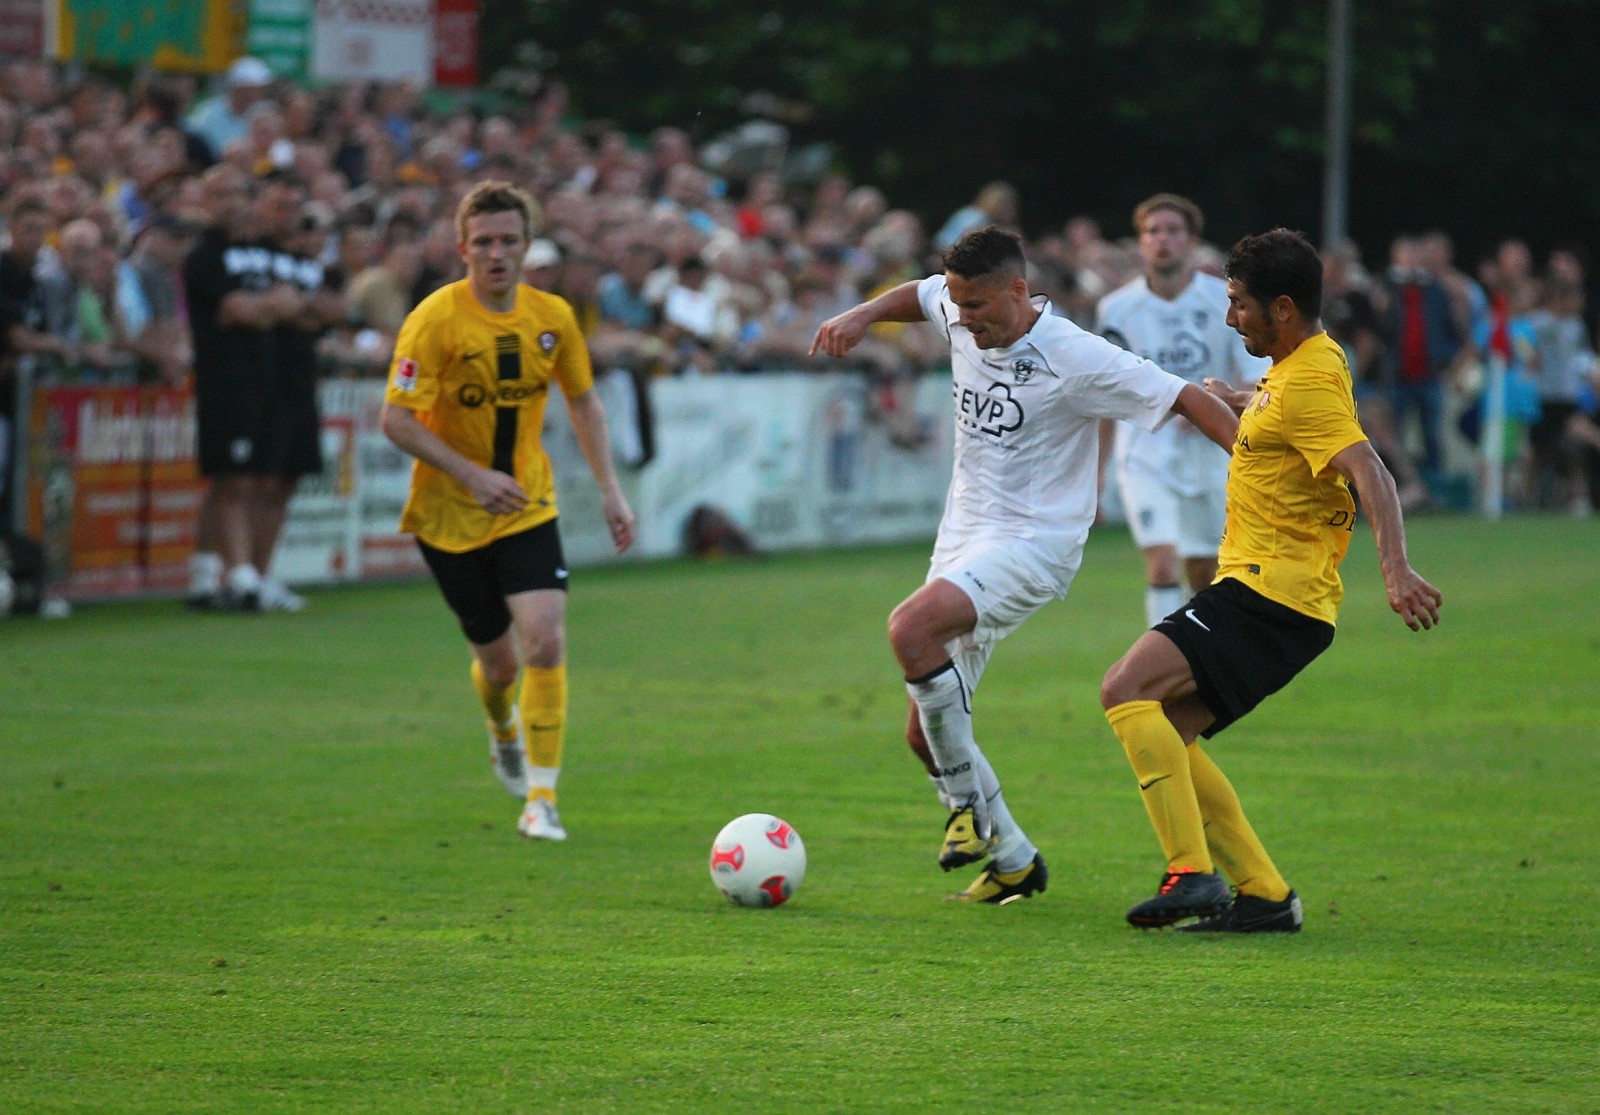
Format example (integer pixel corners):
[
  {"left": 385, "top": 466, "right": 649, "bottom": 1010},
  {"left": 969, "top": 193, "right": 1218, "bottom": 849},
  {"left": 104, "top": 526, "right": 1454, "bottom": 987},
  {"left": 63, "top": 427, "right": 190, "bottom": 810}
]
[
  {"left": 489, "top": 715, "right": 530, "bottom": 798},
  {"left": 517, "top": 797, "right": 567, "bottom": 841},
  {"left": 225, "top": 564, "right": 263, "bottom": 611},
  {"left": 259, "top": 577, "right": 307, "bottom": 613}
]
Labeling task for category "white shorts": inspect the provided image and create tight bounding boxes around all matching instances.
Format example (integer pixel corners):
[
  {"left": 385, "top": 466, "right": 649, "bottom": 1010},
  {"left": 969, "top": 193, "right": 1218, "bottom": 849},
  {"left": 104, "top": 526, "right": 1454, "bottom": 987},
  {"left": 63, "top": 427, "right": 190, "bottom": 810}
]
[
  {"left": 1118, "top": 464, "right": 1226, "bottom": 558},
  {"left": 928, "top": 538, "right": 1078, "bottom": 688}
]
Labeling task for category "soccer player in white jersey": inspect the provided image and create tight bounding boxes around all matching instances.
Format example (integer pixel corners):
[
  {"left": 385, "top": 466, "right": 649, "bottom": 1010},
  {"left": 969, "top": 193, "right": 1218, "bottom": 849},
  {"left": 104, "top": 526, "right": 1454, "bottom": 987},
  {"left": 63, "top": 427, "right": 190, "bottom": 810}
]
[
  {"left": 810, "top": 227, "right": 1239, "bottom": 903},
  {"left": 1096, "top": 194, "right": 1269, "bottom": 628}
]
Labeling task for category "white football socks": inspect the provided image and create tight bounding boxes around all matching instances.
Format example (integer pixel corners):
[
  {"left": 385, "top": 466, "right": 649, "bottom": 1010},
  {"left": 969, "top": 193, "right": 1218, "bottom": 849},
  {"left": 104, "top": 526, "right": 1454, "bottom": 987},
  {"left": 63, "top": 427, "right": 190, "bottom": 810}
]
[
  {"left": 968, "top": 750, "right": 1035, "bottom": 873},
  {"left": 188, "top": 551, "right": 223, "bottom": 596},
  {"left": 906, "top": 662, "right": 982, "bottom": 814},
  {"left": 907, "top": 661, "right": 1037, "bottom": 868},
  {"left": 1146, "top": 583, "right": 1186, "bottom": 628},
  {"left": 928, "top": 773, "right": 959, "bottom": 812}
]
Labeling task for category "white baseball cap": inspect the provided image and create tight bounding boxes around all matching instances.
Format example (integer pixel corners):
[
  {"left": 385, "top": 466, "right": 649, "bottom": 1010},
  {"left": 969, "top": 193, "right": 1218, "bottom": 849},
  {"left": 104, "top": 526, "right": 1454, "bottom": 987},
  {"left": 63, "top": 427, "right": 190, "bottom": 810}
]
[
  {"left": 523, "top": 239, "right": 561, "bottom": 270},
  {"left": 227, "top": 57, "right": 274, "bottom": 88}
]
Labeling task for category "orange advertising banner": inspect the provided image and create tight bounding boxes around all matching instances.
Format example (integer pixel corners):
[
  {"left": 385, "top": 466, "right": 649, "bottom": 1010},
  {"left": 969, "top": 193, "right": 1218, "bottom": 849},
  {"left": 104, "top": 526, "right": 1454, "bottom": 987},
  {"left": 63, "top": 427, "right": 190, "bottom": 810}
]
[{"left": 26, "top": 384, "right": 205, "bottom": 600}]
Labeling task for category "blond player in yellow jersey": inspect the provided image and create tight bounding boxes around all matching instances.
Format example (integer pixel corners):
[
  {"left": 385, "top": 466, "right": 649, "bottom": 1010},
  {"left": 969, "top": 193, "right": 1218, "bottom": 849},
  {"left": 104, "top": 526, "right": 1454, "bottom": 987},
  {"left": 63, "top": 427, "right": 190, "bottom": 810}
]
[
  {"left": 380, "top": 182, "right": 635, "bottom": 841},
  {"left": 1099, "top": 228, "right": 1442, "bottom": 932}
]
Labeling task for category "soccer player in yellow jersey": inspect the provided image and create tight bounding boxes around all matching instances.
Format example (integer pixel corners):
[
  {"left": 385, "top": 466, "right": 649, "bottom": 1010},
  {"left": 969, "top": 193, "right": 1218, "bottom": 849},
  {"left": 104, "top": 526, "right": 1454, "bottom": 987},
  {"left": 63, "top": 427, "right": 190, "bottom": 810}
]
[
  {"left": 1100, "top": 228, "right": 1442, "bottom": 932},
  {"left": 380, "top": 182, "right": 636, "bottom": 841}
]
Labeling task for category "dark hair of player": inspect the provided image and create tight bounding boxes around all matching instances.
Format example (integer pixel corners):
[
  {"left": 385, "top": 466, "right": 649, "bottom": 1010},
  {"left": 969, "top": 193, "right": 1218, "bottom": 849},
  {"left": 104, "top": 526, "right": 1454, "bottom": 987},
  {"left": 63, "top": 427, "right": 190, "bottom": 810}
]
[
  {"left": 942, "top": 225, "right": 1026, "bottom": 281},
  {"left": 1225, "top": 228, "right": 1323, "bottom": 319}
]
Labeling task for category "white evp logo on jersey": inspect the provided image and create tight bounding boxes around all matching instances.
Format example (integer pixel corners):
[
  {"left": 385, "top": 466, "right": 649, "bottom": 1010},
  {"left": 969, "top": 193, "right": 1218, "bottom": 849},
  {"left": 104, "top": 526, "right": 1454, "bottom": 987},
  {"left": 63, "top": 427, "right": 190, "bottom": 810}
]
[
  {"left": 955, "top": 382, "right": 1025, "bottom": 439},
  {"left": 1011, "top": 358, "right": 1038, "bottom": 385},
  {"left": 539, "top": 331, "right": 557, "bottom": 355},
  {"left": 1154, "top": 332, "right": 1213, "bottom": 380}
]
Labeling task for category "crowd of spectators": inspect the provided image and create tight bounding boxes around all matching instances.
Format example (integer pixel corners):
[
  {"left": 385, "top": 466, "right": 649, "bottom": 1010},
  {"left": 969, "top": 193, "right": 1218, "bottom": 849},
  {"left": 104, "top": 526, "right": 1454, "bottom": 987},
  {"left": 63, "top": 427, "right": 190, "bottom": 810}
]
[
  {"left": 1, "top": 55, "right": 1598, "bottom": 531},
  {"left": 1324, "top": 231, "right": 1600, "bottom": 513}
]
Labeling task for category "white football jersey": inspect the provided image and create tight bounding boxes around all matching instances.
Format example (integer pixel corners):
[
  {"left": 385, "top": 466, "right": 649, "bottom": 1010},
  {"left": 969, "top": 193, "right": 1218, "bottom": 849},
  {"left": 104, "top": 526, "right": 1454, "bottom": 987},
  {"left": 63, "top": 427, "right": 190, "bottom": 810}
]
[
  {"left": 1095, "top": 271, "right": 1267, "bottom": 495},
  {"left": 917, "top": 274, "right": 1186, "bottom": 592}
]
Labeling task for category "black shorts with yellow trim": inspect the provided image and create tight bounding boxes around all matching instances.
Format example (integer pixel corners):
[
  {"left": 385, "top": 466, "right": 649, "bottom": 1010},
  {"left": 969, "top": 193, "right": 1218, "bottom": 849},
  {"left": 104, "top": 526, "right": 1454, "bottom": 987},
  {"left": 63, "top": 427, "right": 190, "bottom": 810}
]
[
  {"left": 1154, "top": 577, "right": 1335, "bottom": 739},
  {"left": 417, "top": 518, "right": 567, "bottom": 645}
]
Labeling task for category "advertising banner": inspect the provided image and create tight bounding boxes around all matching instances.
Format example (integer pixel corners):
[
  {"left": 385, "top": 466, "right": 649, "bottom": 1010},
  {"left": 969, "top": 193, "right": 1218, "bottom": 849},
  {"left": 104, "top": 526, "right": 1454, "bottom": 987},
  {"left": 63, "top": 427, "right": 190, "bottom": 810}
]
[
  {"left": 310, "top": 0, "right": 432, "bottom": 84},
  {"left": 28, "top": 373, "right": 952, "bottom": 602},
  {"left": 271, "top": 377, "right": 428, "bottom": 583},
  {"left": 25, "top": 385, "right": 204, "bottom": 599},
  {"left": 545, "top": 372, "right": 953, "bottom": 566},
  {"left": 246, "top": 0, "right": 312, "bottom": 80},
  {"left": 55, "top": 0, "right": 240, "bottom": 72}
]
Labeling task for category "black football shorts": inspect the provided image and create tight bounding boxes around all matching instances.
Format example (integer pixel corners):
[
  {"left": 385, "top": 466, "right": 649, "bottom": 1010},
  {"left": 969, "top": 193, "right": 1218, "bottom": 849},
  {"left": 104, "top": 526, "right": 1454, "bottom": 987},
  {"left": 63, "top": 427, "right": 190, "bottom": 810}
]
[
  {"left": 417, "top": 518, "right": 568, "bottom": 645},
  {"left": 1154, "top": 576, "right": 1335, "bottom": 738}
]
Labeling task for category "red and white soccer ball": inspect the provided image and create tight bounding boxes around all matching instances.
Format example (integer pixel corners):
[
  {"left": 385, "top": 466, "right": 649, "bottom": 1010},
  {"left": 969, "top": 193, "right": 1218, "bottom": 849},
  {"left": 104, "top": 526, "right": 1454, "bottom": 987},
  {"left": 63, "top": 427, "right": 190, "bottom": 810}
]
[{"left": 708, "top": 813, "right": 806, "bottom": 907}]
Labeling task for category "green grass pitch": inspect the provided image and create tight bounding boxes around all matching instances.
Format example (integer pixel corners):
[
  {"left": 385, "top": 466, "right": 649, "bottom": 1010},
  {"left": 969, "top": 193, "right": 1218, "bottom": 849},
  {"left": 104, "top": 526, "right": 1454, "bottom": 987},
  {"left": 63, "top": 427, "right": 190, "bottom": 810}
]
[{"left": 2, "top": 516, "right": 1596, "bottom": 1113}]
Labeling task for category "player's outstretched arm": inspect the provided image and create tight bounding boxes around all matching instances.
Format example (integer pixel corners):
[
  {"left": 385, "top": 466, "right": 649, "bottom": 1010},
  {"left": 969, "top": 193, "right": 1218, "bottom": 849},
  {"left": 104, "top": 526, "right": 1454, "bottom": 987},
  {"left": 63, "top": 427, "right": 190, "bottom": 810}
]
[
  {"left": 380, "top": 401, "right": 529, "bottom": 516},
  {"left": 1329, "top": 440, "right": 1443, "bottom": 631},
  {"left": 1172, "top": 382, "right": 1240, "bottom": 454},
  {"left": 808, "top": 280, "right": 926, "bottom": 358},
  {"left": 566, "top": 388, "right": 636, "bottom": 553}
]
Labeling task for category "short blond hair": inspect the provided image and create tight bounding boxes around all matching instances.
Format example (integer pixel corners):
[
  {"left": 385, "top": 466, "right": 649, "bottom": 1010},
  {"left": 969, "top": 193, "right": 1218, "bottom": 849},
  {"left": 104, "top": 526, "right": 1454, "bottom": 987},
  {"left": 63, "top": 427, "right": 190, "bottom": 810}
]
[
  {"left": 1133, "top": 193, "right": 1203, "bottom": 238},
  {"left": 455, "top": 180, "right": 541, "bottom": 243}
]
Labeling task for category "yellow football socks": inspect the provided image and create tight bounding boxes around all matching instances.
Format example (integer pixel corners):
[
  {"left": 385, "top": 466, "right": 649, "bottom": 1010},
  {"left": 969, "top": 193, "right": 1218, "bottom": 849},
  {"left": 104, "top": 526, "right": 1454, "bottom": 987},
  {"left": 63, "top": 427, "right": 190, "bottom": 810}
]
[
  {"left": 520, "top": 664, "right": 567, "bottom": 802},
  {"left": 1188, "top": 743, "right": 1290, "bottom": 902},
  {"left": 1106, "top": 700, "right": 1211, "bottom": 873},
  {"left": 471, "top": 659, "right": 517, "bottom": 741}
]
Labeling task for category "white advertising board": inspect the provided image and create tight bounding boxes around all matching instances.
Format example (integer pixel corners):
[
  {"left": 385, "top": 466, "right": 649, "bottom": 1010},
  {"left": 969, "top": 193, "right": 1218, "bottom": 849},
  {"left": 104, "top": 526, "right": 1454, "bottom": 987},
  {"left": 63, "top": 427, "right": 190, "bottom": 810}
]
[
  {"left": 275, "top": 372, "right": 955, "bottom": 584},
  {"left": 309, "top": 0, "right": 432, "bottom": 84}
]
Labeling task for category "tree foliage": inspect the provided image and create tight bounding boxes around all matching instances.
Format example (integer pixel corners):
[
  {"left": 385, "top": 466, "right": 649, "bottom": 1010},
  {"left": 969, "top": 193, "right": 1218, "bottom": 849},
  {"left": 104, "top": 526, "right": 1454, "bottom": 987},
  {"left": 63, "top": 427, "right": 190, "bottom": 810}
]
[{"left": 479, "top": 0, "right": 1600, "bottom": 264}]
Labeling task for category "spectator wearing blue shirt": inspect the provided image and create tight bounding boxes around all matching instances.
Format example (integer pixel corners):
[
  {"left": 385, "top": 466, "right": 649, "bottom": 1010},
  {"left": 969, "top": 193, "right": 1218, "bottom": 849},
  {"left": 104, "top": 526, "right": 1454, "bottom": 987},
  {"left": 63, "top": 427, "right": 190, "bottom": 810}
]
[
  {"left": 598, "top": 243, "right": 661, "bottom": 332},
  {"left": 185, "top": 58, "right": 274, "bottom": 164}
]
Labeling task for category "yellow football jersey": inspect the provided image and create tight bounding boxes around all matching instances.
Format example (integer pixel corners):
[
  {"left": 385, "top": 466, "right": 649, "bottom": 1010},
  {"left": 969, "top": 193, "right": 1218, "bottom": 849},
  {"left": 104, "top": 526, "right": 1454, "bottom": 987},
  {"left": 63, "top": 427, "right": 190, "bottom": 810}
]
[
  {"left": 385, "top": 280, "right": 594, "bottom": 552},
  {"left": 1217, "top": 332, "right": 1368, "bottom": 625}
]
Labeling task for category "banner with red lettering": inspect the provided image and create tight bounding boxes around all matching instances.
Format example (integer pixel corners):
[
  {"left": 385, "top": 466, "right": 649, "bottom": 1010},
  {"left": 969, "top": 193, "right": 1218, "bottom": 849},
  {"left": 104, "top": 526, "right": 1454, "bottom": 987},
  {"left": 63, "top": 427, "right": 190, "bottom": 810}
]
[{"left": 25, "top": 385, "right": 205, "bottom": 599}]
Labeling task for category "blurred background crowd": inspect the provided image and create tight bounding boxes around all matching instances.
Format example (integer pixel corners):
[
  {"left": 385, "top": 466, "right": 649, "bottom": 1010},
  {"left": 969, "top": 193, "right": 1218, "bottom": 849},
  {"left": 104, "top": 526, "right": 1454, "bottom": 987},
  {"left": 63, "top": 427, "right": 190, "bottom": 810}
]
[{"left": 2, "top": 55, "right": 1598, "bottom": 524}]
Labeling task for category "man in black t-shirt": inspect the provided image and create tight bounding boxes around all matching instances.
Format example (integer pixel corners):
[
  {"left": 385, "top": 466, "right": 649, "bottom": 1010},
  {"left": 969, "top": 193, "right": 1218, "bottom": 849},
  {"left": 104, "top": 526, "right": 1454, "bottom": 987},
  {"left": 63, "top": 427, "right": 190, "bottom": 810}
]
[
  {"left": 251, "top": 174, "right": 343, "bottom": 611},
  {"left": 183, "top": 166, "right": 305, "bottom": 610}
]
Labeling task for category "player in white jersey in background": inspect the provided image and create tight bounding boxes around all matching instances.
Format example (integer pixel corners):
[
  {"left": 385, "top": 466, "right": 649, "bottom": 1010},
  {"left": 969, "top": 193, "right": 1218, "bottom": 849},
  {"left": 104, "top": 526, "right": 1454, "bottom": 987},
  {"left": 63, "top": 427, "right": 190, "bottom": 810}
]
[
  {"left": 1096, "top": 194, "right": 1269, "bottom": 628},
  {"left": 810, "top": 227, "right": 1239, "bottom": 903}
]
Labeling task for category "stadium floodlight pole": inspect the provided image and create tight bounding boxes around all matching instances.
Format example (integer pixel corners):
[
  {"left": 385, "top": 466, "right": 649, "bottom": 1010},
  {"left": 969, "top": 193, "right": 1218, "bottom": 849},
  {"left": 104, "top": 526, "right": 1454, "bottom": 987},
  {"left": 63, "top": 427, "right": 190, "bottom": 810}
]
[{"left": 1321, "top": 0, "right": 1352, "bottom": 251}]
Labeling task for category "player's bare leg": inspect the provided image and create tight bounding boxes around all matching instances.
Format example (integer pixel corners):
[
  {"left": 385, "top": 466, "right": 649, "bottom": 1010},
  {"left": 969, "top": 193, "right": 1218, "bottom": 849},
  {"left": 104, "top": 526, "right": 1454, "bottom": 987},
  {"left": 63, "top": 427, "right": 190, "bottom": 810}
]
[{"left": 1184, "top": 556, "right": 1217, "bottom": 596}]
